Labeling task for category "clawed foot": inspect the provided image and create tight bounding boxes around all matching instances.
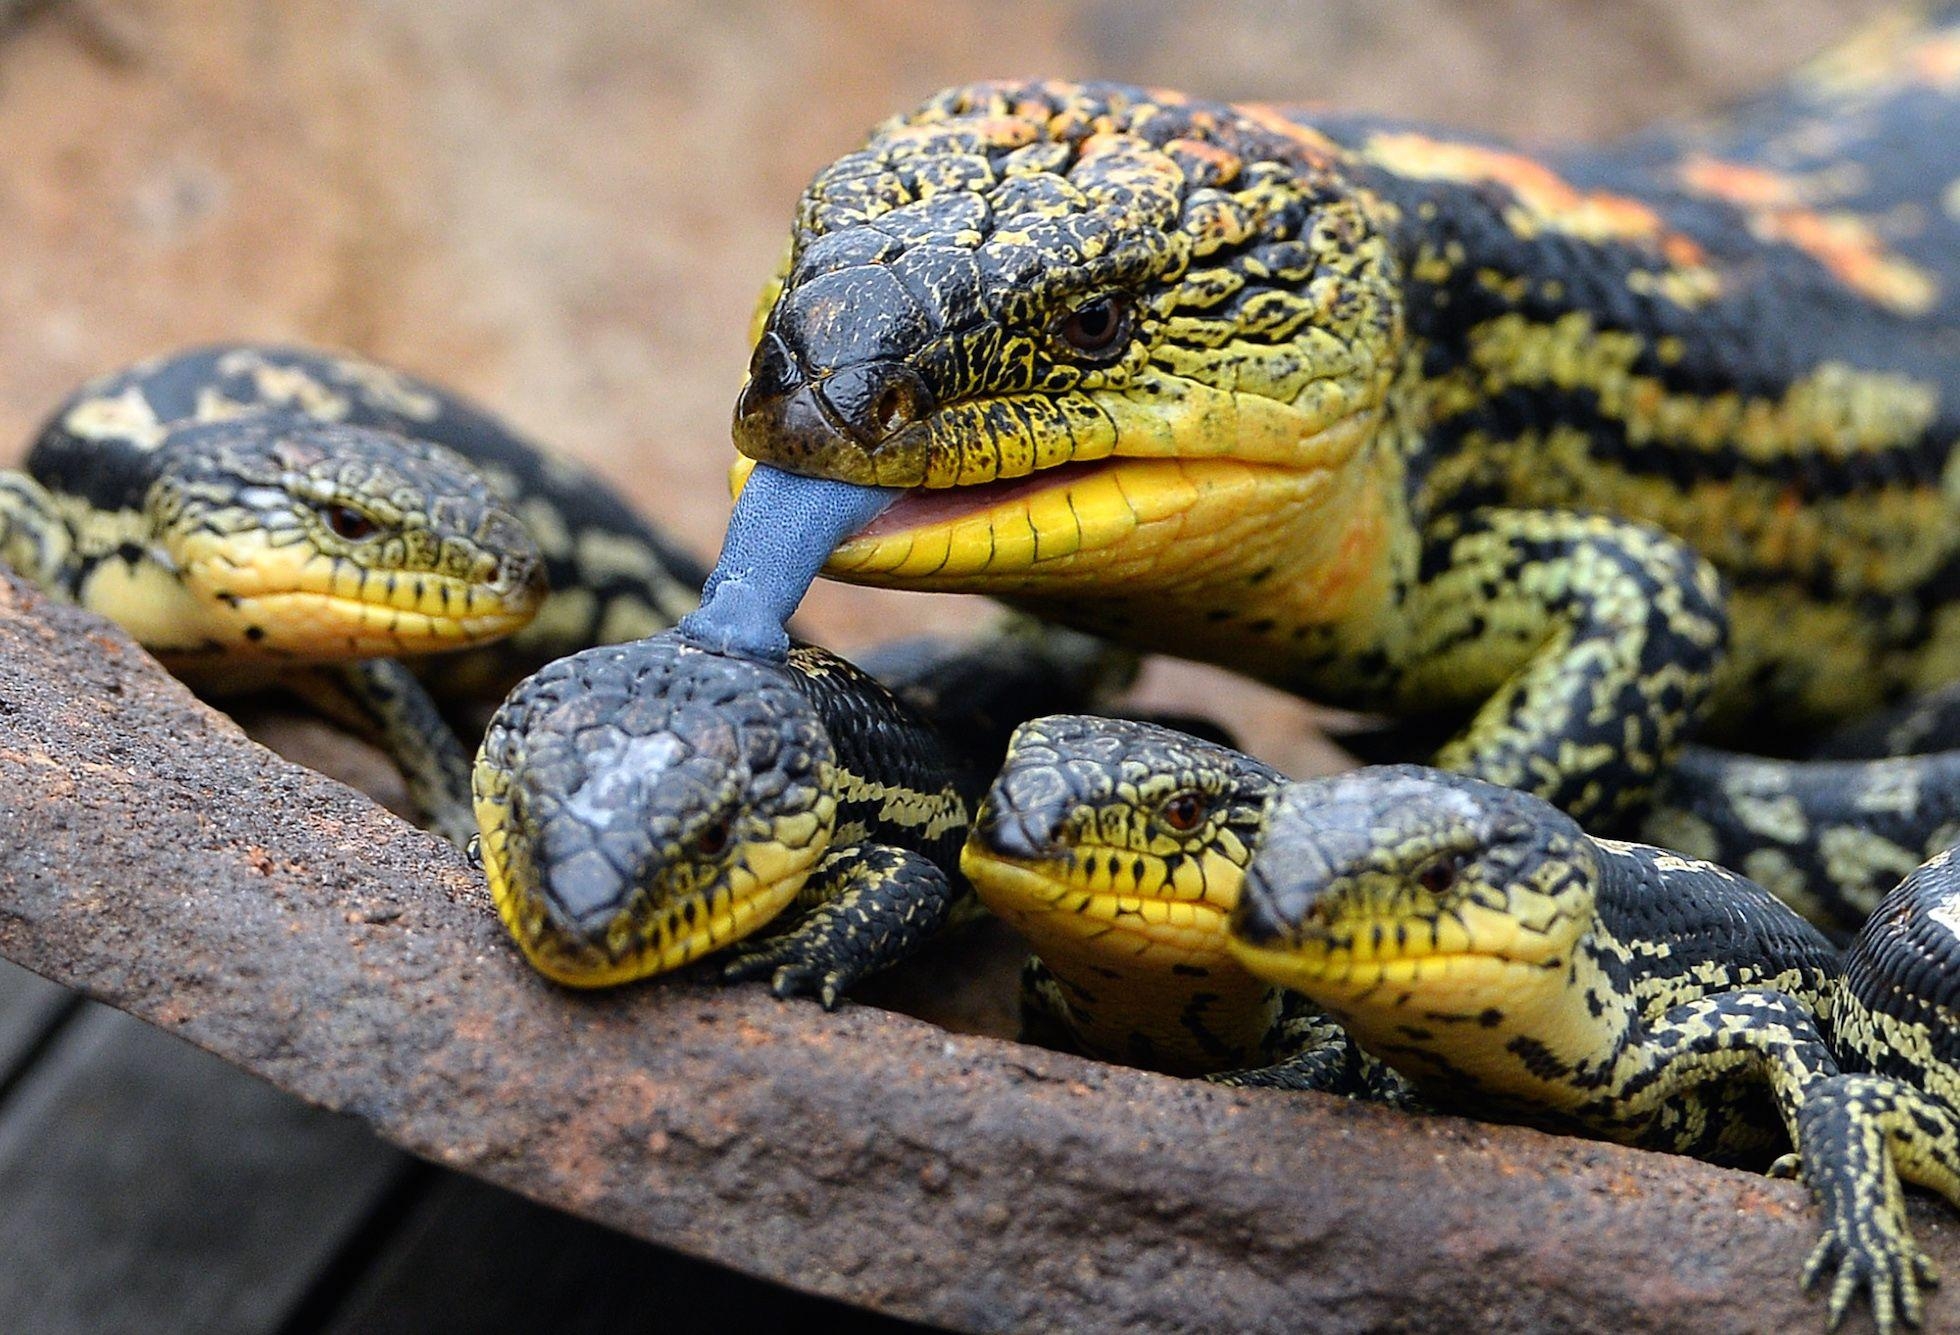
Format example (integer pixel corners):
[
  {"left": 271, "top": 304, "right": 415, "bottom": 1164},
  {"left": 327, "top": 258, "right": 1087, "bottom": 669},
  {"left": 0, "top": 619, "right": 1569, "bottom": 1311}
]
[
  {"left": 718, "top": 911, "right": 863, "bottom": 1010},
  {"left": 718, "top": 843, "right": 955, "bottom": 1010},
  {"left": 1803, "top": 1219, "right": 1939, "bottom": 1332}
]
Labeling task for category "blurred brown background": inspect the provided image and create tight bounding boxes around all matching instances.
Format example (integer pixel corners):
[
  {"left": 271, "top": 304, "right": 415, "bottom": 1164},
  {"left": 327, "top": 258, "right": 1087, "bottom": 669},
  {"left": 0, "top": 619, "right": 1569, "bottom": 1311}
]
[{"left": 0, "top": 0, "right": 1887, "bottom": 771}]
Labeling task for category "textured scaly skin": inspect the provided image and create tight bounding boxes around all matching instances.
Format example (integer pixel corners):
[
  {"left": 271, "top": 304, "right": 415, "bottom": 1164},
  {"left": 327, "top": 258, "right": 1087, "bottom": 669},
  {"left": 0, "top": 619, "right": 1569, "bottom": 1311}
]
[
  {"left": 27, "top": 344, "right": 707, "bottom": 696},
  {"left": 0, "top": 409, "right": 545, "bottom": 673},
  {"left": 475, "top": 634, "right": 977, "bottom": 1007},
  {"left": 475, "top": 621, "right": 1134, "bottom": 1004},
  {"left": 1230, "top": 765, "right": 1960, "bottom": 1331},
  {"left": 731, "top": 9, "right": 1960, "bottom": 830},
  {"left": 963, "top": 715, "right": 1960, "bottom": 1325},
  {"left": 1837, "top": 847, "right": 1960, "bottom": 1110},
  {"left": 964, "top": 715, "right": 1284, "bottom": 1073},
  {"left": 5, "top": 343, "right": 719, "bottom": 840},
  {"left": 963, "top": 709, "right": 1960, "bottom": 1108},
  {"left": 1798, "top": 849, "right": 1960, "bottom": 1323},
  {"left": 1643, "top": 746, "right": 1960, "bottom": 931},
  {"left": 1344, "top": 689, "right": 1960, "bottom": 932},
  {"left": 961, "top": 713, "right": 1404, "bottom": 1100}
]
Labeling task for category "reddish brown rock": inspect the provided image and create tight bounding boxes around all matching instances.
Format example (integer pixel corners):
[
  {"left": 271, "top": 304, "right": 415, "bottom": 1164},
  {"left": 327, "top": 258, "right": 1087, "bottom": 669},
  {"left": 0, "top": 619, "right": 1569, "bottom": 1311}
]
[{"left": 0, "top": 576, "right": 1947, "bottom": 1332}]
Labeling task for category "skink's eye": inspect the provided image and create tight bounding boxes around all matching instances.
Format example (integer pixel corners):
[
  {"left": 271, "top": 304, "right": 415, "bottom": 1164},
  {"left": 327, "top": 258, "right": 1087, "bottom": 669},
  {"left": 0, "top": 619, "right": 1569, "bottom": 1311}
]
[
  {"left": 1417, "top": 855, "right": 1463, "bottom": 895},
  {"left": 1159, "top": 790, "right": 1208, "bottom": 833},
  {"left": 1054, "top": 295, "right": 1132, "bottom": 362},
  {"left": 696, "top": 815, "right": 733, "bottom": 858},
  {"left": 321, "top": 504, "right": 380, "bottom": 541}
]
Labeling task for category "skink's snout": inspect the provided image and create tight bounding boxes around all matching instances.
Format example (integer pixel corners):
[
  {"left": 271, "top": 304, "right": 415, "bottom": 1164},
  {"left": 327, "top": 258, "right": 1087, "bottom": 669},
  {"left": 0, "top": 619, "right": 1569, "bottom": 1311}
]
[
  {"left": 1231, "top": 854, "right": 1319, "bottom": 948},
  {"left": 540, "top": 848, "right": 632, "bottom": 945},
  {"left": 972, "top": 729, "right": 1097, "bottom": 862},
  {"left": 971, "top": 761, "right": 1075, "bottom": 863},
  {"left": 732, "top": 355, "right": 935, "bottom": 487},
  {"left": 741, "top": 331, "right": 804, "bottom": 404},
  {"left": 733, "top": 266, "right": 939, "bottom": 487},
  {"left": 477, "top": 508, "right": 548, "bottom": 609}
]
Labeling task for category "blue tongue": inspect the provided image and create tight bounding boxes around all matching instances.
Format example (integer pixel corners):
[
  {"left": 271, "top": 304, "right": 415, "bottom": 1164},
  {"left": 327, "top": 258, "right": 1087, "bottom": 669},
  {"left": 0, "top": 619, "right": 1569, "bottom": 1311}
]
[{"left": 677, "top": 463, "right": 902, "bottom": 660}]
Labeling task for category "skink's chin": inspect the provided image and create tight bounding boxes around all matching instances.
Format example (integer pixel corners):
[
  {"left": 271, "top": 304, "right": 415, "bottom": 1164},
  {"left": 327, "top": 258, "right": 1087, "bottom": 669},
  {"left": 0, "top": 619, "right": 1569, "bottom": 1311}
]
[
  {"left": 961, "top": 849, "right": 1239, "bottom": 967},
  {"left": 484, "top": 841, "right": 823, "bottom": 990},
  {"left": 206, "top": 587, "right": 541, "bottom": 658}
]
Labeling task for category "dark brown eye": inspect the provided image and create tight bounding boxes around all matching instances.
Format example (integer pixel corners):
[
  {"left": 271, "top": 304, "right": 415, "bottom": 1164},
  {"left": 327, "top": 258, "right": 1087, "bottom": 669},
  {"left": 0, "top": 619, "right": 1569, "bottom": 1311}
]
[
  {"left": 1055, "top": 295, "right": 1132, "bottom": 361},
  {"left": 1417, "top": 856, "right": 1461, "bottom": 895},
  {"left": 1159, "top": 791, "right": 1207, "bottom": 833},
  {"left": 696, "top": 816, "right": 733, "bottom": 858},
  {"left": 321, "top": 504, "right": 379, "bottom": 541}
]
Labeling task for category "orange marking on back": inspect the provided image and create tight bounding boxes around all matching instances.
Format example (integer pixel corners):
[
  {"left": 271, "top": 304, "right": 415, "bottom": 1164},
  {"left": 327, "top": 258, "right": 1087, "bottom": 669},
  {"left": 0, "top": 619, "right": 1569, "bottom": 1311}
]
[
  {"left": 1660, "top": 235, "right": 1706, "bottom": 269},
  {"left": 1678, "top": 155, "right": 1804, "bottom": 210},
  {"left": 1776, "top": 211, "right": 1936, "bottom": 315},
  {"left": 1676, "top": 156, "right": 1936, "bottom": 316},
  {"left": 1907, "top": 33, "right": 1960, "bottom": 89},
  {"left": 1364, "top": 132, "right": 1706, "bottom": 265},
  {"left": 1163, "top": 137, "right": 1244, "bottom": 188}
]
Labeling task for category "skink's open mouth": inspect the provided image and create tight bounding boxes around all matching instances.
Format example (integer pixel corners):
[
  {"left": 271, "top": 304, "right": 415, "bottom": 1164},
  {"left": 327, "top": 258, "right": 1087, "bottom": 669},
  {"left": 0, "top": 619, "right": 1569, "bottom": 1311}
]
[
  {"left": 727, "top": 393, "right": 1377, "bottom": 605},
  {"left": 854, "top": 458, "right": 1125, "bottom": 540},
  {"left": 820, "top": 453, "right": 1331, "bottom": 591}
]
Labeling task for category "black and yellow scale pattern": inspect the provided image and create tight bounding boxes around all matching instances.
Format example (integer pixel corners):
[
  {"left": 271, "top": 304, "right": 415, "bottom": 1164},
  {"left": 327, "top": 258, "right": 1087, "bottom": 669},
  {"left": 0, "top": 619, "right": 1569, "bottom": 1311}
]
[
  {"left": 1229, "top": 765, "right": 1960, "bottom": 1332},
  {"left": 961, "top": 713, "right": 1405, "bottom": 1099},
  {"left": 728, "top": 8, "right": 1960, "bottom": 837},
  {"left": 1644, "top": 744, "right": 1960, "bottom": 932},
  {"left": 0, "top": 344, "right": 710, "bottom": 840},
  {"left": 27, "top": 344, "right": 708, "bottom": 688},
  {"left": 473, "top": 617, "right": 1138, "bottom": 1004},
  {"left": 961, "top": 711, "right": 1960, "bottom": 1095},
  {"left": 474, "top": 634, "right": 977, "bottom": 1007}
]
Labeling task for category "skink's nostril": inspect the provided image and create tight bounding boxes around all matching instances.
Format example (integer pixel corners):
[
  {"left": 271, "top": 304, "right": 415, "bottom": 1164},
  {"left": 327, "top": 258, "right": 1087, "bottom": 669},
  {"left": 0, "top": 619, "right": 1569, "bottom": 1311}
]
[{"left": 813, "top": 361, "right": 937, "bottom": 448}]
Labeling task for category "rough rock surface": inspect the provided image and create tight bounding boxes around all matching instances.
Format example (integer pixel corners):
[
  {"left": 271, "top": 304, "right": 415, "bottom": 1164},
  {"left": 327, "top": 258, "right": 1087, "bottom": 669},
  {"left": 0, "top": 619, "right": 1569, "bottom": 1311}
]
[{"left": 0, "top": 578, "right": 1950, "bottom": 1332}]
